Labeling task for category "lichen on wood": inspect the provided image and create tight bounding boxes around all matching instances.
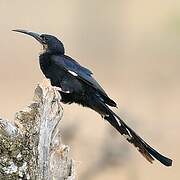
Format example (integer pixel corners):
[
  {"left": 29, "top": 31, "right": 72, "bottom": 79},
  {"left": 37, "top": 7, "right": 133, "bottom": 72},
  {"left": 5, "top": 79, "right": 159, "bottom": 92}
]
[{"left": 0, "top": 80, "right": 75, "bottom": 180}]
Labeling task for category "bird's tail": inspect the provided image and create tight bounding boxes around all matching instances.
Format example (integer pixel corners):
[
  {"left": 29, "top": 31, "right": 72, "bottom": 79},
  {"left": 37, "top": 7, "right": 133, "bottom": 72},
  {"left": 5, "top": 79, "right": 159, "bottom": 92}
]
[{"left": 102, "top": 105, "right": 172, "bottom": 166}]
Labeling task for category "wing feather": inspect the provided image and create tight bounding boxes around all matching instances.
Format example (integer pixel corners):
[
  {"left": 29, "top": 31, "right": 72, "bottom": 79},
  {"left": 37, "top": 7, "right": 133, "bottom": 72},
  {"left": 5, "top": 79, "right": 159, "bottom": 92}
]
[{"left": 52, "top": 55, "right": 116, "bottom": 107}]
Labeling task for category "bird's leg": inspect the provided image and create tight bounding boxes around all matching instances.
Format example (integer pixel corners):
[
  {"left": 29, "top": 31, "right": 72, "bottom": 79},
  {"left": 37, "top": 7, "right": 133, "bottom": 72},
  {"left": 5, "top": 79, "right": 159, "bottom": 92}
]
[{"left": 52, "top": 86, "right": 70, "bottom": 100}]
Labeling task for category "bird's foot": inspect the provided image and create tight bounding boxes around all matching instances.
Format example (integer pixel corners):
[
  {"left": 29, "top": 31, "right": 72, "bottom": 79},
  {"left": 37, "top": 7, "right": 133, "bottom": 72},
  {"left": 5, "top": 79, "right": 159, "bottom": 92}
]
[{"left": 53, "top": 86, "right": 70, "bottom": 93}]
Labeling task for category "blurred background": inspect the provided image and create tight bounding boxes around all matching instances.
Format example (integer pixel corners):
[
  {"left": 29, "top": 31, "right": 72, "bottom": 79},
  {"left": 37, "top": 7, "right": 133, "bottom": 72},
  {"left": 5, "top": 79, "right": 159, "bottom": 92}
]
[{"left": 0, "top": 0, "right": 179, "bottom": 179}]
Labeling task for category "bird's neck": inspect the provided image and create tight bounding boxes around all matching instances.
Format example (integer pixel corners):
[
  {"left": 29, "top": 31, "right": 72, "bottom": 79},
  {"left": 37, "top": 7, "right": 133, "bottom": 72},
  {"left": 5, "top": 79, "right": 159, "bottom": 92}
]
[{"left": 39, "top": 52, "right": 53, "bottom": 76}]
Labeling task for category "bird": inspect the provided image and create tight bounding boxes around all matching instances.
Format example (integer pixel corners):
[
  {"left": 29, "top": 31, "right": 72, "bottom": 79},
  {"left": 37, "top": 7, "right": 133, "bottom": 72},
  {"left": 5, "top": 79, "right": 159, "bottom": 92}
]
[{"left": 13, "top": 29, "right": 172, "bottom": 167}]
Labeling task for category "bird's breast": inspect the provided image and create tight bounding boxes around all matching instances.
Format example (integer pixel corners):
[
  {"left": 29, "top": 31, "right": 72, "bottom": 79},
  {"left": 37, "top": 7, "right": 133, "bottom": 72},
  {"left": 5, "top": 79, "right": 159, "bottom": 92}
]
[{"left": 39, "top": 53, "right": 84, "bottom": 95}]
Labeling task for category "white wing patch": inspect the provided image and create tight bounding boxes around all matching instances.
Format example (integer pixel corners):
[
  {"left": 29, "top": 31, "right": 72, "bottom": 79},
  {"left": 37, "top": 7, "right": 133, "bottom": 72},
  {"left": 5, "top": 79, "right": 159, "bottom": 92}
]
[{"left": 68, "top": 70, "right": 78, "bottom": 76}]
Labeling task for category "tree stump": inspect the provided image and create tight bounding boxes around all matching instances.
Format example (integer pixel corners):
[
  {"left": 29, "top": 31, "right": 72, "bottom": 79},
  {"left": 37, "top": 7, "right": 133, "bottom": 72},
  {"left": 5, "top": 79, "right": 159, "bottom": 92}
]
[{"left": 0, "top": 81, "right": 75, "bottom": 180}]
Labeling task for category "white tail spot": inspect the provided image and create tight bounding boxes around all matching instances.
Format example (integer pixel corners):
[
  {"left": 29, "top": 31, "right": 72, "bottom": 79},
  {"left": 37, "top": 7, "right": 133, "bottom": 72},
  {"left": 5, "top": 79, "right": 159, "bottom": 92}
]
[
  {"left": 123, "top": 134, "right": 132, "bottom": 140},
  {"left": 122, "top": 128, "right": 133, "bottom": 140},
  {"left": 114, "top": 116, "right": 121, "bottom": 127},
  {"left": 126, "top": 128, "right": 132, "bottom": 138}
]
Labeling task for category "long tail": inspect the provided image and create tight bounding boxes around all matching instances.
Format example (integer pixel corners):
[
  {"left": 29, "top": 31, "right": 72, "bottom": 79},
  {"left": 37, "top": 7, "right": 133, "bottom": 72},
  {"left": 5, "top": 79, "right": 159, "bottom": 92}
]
[{"left": 102, "top": 105, "right": 172, "bottom": 166}]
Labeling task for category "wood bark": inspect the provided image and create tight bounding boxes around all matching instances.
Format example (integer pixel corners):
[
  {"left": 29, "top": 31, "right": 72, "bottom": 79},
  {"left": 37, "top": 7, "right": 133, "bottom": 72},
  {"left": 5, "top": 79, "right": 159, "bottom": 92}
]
[{"left": 0, "top": 81, "right": 75, "bottom": 180}]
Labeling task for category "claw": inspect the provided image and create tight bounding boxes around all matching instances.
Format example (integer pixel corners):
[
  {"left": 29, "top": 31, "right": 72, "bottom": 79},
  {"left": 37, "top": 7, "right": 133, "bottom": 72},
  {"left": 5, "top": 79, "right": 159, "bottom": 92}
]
[{"left": 53, "top": 86, "right": 70, "bottom": 93}]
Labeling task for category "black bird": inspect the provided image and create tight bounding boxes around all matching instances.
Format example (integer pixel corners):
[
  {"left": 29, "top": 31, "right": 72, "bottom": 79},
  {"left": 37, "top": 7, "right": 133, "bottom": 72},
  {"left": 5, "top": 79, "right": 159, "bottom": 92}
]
[{"left": 13, "top": 29, "right": 172, "bottom": 166}]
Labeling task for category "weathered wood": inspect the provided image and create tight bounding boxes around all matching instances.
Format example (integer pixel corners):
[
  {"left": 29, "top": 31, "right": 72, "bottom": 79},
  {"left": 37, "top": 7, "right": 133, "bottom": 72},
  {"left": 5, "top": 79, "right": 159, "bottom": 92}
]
[{"left": 0, "top": 81, "right": 75, "bottom": 180}]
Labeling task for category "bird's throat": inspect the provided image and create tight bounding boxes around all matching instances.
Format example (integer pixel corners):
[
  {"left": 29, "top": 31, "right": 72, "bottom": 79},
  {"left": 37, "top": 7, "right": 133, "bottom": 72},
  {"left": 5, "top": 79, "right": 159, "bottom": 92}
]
[{"left": 40, "top": 44, "right": 48, "bottom": 55}]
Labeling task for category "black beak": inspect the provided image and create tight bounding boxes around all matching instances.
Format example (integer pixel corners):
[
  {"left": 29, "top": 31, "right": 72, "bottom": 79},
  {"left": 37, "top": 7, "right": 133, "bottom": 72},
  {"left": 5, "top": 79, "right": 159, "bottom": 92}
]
[{"left": 12, "top": 29, "right": 44, "bottom": 44}]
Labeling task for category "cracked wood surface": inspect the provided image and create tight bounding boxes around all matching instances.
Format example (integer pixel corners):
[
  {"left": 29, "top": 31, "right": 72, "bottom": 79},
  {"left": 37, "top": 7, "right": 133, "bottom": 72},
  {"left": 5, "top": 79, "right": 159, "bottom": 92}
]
[{"left": 0, "top": 81, "right": 75, "bottom": 180}]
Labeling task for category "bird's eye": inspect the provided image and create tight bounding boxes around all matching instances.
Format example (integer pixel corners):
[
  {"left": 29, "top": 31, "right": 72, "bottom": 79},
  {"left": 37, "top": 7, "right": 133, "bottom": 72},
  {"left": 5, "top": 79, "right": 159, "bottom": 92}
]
[{"left": 41, "top": 35, "right": 48, "bottom": 42}]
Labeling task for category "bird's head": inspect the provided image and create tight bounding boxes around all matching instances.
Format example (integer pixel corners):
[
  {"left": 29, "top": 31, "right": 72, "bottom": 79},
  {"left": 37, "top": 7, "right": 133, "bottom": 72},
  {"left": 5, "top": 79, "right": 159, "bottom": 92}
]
[{"left": 12, "top": 29, "right": 65, "bottom": 55}]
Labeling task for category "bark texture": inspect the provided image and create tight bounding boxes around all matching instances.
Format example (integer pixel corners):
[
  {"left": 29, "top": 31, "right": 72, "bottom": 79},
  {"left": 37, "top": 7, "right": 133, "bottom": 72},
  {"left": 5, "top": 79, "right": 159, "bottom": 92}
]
[{"left": 0, "top": 81, "right": 75, "bottom": 180}]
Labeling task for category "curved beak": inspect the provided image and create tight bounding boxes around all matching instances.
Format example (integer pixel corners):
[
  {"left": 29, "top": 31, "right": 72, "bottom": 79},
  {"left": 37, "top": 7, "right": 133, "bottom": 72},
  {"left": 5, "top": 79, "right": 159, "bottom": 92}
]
[{"left": 12, "top": 29, "right": 44, "bottom": 44}]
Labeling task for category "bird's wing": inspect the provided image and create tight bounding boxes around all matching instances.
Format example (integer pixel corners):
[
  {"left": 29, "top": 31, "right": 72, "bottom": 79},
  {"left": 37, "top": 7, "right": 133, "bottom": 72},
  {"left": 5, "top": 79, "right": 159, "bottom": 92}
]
[{"left": 52, "top": 55, "right": 116, "bottom": 107}]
